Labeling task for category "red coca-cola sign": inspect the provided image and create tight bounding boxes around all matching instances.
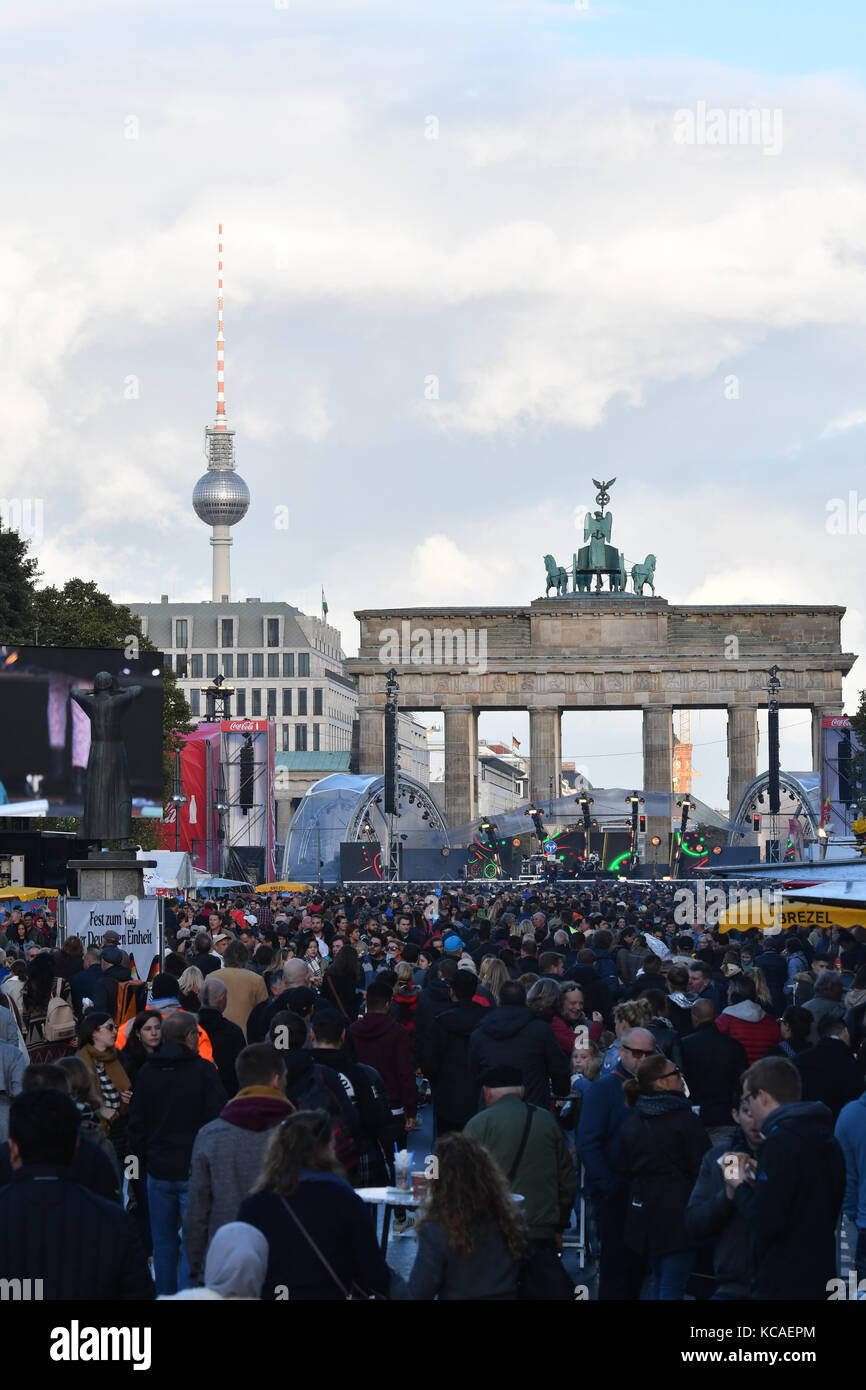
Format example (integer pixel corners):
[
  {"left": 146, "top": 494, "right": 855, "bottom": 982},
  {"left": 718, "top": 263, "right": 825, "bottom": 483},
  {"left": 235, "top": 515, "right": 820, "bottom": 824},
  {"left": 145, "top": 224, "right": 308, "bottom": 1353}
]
[{"left": 220, "top": 719, "right": 269, "bottom": 732}]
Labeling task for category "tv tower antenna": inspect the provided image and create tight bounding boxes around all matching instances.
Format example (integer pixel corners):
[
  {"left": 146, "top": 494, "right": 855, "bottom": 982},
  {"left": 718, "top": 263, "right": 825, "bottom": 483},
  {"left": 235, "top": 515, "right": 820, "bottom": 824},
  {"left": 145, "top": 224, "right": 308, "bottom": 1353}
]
[{"left": 192, "top": 224, "right": 250, "bottom": 602}]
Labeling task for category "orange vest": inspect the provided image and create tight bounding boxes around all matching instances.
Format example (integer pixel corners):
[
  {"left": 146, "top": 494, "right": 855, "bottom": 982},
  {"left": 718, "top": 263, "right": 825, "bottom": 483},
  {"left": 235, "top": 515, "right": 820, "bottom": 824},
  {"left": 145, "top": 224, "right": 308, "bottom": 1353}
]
[{"left": 117, "top": 1006, "right": 215, "bottom": 1064}]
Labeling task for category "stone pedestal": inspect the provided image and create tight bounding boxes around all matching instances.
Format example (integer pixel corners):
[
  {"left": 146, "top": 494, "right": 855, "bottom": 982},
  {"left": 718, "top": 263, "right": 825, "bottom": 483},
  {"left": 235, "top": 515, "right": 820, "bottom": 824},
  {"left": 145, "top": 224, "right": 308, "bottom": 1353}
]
[
  {"left": 643, "top": 707, "right": 673, "bottom": 863},
  {"left": 444, "top": 706, "right": 478, "bottom": 830},
  {"left": 67, "top": 851, "right": 154, "bottom": 902},
  {"left": 529, "top": 708, "right": 562, "bottom": 808},
  {"left": 358, "top": 707, "right": 384, "bottom": 776},
  {"left": 727, "top": 706, "right": 758, "bottom": 823}
]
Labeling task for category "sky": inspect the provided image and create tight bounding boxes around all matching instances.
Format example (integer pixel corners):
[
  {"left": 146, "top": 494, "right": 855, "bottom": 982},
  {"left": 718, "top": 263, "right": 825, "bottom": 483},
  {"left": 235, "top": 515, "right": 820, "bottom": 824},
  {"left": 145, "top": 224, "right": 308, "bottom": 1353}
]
[{"left": 3, "top": 0, "right": 866, "bottom": 809}]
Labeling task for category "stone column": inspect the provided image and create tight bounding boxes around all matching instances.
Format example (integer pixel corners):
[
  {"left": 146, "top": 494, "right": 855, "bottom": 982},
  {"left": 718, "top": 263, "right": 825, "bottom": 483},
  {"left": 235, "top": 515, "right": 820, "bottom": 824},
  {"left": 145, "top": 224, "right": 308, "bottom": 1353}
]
[
  {"left": 358, "top": 706, "right": 384, "bottom": 776},
  {"left": 643, "top": 706, "right": 673, "bottom": 863},
  {"left": 529, "top": 707, "right": 562, "bottom": 808},
  {"left": 727, "top": 706, "right": 758, "bottom": 823},
  {"left": 444, "top": 706, "right": 478, "bottom": 830}
]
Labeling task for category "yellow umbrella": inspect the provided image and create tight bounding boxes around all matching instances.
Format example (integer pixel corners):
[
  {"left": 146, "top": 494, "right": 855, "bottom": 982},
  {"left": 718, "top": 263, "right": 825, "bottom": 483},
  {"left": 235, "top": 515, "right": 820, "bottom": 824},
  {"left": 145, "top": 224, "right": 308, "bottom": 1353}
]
[
  {"left": 255, "top": 881, "right": 314, "bottom": 893},
  {"left": 0, "top": 886, "right": 52, "bottom": 902}
]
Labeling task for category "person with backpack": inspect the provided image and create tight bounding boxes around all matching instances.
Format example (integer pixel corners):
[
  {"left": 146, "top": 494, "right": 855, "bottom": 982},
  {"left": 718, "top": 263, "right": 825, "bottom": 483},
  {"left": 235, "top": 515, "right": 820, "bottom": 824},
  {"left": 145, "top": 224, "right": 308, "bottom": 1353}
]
[
  {"left": 309, "top": 1010, "right": 394, "bottom": 1185},
  {"left": 76, "top": 1012, "right": 133, "bottom": 1169},
  {"left": 268, "top": 1010, "right": 361, "bottom": 1182},
  {"left": 89, "top": 946, "right": 137, "bottom": 1019},
  {"left": 21, "top": 952, "right": 76, "bottom": 1064}
]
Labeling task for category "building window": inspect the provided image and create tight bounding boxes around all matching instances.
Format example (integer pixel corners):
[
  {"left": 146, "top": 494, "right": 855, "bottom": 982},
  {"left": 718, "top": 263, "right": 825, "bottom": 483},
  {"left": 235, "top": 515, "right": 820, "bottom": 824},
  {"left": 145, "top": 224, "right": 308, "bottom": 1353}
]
[
  {"left": 313, "top": 688, "right": 323, "bottom": 716},
  {"left": 313, "top": 724, "right": 320, "bottom": 751},
  {"left": 175, "top": 619, "right": 188, "bottom": 648},
  {"left": 266, "top": 618, "right": 280, "bottom": 647},
  {"left": 295, "top": 724, "right": 308, "bottom": 752},
  {"left": 222, "top": 654, "right": 233, "bottom": 678},
  {"left": 267, "top": 653, "right": 279, "bottom": 678},
  {"left": 236, "top": 690, "right": 246, "bottom": 716},
  {"left": 282, "top": 724, "right": 290, "bottom": 751},
  {"left": 206, "top": 653, "right": 218, "bottom": 679},
  {"left": 221, "top": 618, "right": 234, "bottom": 647},
  {"left": 283, "top": 652, "right": 294, "bottom": 678},
  {"left": 237, "top": 653, "right": 249, "bottom": 678},
  {"left": 297, "top": 689, "right": 307, "bottom": 716},
  {"left": 252, "top": 689, "right": 262, "bottom": 716},
  {"left": 190, "top": 653, "right": 203, "bottom": 679},
  {"left": 252, "top": 653, "right": 264, "bottom": 678},
  {"left": 267, "top": 688, "right": 276, "bottom": 717},
  {"left": 298, "top": 652, "right": 310, "bottom": 677},
  {"left": 282, "top": 689, "right": 292, "bottom": 716},
  {"left": 176, "top": 655, "right": 188, "bottom": 679},
  {"left": 190, "top": 689, "right": 200, "bottom": 716}
]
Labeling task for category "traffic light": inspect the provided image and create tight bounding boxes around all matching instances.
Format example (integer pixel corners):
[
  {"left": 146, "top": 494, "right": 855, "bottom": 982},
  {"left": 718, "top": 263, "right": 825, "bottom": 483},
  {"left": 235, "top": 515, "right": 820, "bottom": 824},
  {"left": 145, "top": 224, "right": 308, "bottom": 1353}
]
[
  {"left": 752, "top": 814, "right": 761, "bottom": 832},
  {"left": 639, "top": 815, "right": 646, "bottom": 833}
]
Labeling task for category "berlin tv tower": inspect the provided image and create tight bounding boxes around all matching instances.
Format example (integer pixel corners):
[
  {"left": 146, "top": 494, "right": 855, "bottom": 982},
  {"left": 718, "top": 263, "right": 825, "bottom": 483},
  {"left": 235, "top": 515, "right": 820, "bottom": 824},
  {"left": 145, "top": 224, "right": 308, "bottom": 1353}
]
[{"left": 192, "top": 225, "right": 250, "bottom": 601}]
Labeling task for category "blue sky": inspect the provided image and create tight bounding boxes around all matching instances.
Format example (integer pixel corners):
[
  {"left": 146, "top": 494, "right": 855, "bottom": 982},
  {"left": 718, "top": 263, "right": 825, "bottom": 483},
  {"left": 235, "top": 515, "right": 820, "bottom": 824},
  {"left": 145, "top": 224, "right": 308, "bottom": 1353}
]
[{"left": 1, "top": 0, "right": 865, "bottom": 809}]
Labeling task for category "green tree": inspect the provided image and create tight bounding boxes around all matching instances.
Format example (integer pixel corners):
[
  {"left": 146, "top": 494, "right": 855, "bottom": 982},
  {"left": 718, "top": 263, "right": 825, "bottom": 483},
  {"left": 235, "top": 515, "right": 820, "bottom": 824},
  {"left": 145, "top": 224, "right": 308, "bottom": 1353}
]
[
  {"left": 846, "top": 693, "right": 866, "bottom": 816},
  {"left": 0, "top": 524, "right": 40, "bottom": 642}
]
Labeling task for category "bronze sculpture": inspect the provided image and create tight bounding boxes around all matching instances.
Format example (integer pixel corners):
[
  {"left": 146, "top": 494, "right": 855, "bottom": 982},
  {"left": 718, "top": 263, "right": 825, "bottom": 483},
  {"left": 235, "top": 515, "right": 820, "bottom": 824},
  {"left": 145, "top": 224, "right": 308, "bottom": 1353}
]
[
  {"left": 542, "top": 478, "right": 660, "bottom": 597},
  {"left": 71, "top": 672, "right": 142, "bottom": 841}
]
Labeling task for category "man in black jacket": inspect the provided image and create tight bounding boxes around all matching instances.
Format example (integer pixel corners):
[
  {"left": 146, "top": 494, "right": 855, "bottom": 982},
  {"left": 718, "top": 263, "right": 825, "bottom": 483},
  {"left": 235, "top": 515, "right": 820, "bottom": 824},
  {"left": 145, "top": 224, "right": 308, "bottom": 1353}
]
[
  {"left": 0, "top": 1088, "right": 153, "bottom": 1300},
  {"left": 681, "top": 1000, "right": 749, "bottom": 1142},
  {"left": 425, "top": 969, "right": 488, "bottom": 1134},
  {"left": 198, "top": 975, "right": 245, "bottom": 1097},
  {"left": 684, "top": 1088, "right": 764, "bottom": 1300},
  {"left": 754, "top": 938, "right": 788, "bottom": 1015},
  {"left": 127, "top": 1010, "right": 227, "bottom": 1296},
  {"left": 310, "top": 1010, "right": 392, "bottom": 1185},
  {"left": 468, "top": 981, "right": 570, "bottom": 1109},
  {"left": 414, "top": 958, "right": 460, "bottom": 1062},
  {"left": 729, "top": 1056, "right": 845, "bottom": 1299},
  {"left": 794, "top": 1016, "right": 864, "bottom": 1120},
  {"left": 0, "top": 1063, "right": 120, "bottom": 1201}
]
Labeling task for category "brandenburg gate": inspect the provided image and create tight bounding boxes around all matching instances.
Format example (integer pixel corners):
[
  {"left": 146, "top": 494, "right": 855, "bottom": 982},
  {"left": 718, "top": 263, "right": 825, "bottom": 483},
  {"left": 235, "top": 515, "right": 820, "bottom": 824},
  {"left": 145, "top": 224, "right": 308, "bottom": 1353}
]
[{"left": 345, "top": 484, "right": 855, "bottom": 862}]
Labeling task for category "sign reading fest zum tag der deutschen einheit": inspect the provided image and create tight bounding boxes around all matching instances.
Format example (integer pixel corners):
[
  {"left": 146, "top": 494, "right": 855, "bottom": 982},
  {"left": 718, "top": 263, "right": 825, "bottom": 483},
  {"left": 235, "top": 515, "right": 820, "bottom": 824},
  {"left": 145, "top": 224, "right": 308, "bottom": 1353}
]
[{"left": 64, "top": 898, "right": 161, "bottom": 982}]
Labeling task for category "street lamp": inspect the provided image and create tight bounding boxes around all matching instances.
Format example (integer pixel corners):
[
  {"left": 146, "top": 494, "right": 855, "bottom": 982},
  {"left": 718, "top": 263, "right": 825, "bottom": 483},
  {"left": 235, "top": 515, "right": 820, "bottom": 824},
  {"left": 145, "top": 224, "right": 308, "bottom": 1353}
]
[{"left": 169, "top": 749, "right": 187, "bottom": 853}]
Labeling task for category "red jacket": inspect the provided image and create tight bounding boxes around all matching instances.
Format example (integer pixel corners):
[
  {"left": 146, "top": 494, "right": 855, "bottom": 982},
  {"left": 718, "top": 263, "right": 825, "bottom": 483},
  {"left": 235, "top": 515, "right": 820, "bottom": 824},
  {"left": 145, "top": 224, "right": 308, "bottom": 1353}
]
[
  {"left": 350, "top": 1011, "right": 417, "bottom": 1117},
  {"left": 715, "top": 1002, "right": 781, "bottom": 1065}
]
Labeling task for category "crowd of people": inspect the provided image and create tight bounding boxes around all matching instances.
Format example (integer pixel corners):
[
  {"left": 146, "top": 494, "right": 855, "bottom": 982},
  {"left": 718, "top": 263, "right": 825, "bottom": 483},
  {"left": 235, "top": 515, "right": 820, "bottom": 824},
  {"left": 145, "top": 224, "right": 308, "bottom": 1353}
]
[{"left": 0, "top": 879, "right": 865, "bottom": 1301}]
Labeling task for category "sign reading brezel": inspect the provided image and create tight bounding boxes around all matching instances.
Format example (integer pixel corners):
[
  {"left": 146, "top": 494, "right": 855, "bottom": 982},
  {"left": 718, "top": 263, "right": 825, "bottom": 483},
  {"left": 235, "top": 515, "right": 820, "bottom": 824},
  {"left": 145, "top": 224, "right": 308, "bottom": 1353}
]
[{"left": 65, "top": 899, "right": 160, "bottom": 979}]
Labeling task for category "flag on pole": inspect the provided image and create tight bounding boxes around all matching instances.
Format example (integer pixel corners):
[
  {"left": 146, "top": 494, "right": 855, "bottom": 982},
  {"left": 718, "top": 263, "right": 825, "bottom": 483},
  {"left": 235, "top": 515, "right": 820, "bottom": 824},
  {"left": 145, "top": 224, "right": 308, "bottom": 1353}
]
[
  {"left": 512, "top": 736, "right": 521, "bottom": 751},
  {"left": 321, "top": 587, "right": 328, "bottom": 618}
]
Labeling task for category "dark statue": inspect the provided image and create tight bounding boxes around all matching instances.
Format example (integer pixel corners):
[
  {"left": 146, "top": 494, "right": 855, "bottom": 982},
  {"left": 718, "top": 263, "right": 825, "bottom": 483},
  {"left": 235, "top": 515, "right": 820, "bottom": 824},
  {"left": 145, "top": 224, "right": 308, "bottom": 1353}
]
[
  {"left": 71, "top": 672, "right": 142, "bottom": 841},
  {"left": 541, "top": 477, "right": 658, "bottom": 597}
]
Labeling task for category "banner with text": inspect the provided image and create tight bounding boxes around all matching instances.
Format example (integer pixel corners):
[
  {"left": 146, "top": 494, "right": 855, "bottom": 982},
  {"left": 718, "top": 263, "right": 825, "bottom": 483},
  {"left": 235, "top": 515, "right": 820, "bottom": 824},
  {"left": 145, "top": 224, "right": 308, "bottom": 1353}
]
[{"left": 64, "top": 898, "right": 161, "bottom": 981}]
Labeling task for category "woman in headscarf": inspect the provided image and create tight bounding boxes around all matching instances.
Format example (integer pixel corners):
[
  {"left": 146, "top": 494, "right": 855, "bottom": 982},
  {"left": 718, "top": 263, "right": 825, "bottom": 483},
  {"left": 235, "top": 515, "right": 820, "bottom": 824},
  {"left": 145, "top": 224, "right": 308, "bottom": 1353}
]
[{"left": 159, "top": 1223, "right": 269, "bottom": 1300}]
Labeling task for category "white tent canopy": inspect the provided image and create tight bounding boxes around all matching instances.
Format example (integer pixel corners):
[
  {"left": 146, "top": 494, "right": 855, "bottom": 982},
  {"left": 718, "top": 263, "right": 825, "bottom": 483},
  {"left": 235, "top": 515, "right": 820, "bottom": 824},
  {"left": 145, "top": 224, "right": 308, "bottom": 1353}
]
[{"left": 136, "top": 850, "right": 196, "bottom": 891}]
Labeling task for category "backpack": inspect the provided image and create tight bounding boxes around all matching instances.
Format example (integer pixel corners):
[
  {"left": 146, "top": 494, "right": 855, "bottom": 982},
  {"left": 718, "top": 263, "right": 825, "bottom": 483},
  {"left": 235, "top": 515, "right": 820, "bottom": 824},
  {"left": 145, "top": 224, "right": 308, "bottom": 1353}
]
[
  {"left": 291, "top": 1062, "right": 360, "bottom": 1174},
  {"left": 44, "top": 980, "right": 77, "bottom": 1043},
  {"left": 114, "top": 979, "right": 147, "bottom": 1030}
]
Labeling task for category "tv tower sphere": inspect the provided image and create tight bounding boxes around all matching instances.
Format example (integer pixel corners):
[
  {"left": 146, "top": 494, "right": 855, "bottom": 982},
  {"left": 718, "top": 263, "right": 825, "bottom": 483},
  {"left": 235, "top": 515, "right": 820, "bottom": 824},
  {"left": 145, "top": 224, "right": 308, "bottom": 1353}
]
[{"left": 192, "top": 470, "right": 250, "bottom": 526}]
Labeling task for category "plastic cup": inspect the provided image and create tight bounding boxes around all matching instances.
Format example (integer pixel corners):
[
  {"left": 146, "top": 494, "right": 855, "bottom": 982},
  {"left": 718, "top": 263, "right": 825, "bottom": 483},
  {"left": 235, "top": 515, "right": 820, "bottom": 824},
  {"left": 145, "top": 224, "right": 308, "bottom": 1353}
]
[{"left": 411, "top": 1171, "right": 427, "bottom": 1199}]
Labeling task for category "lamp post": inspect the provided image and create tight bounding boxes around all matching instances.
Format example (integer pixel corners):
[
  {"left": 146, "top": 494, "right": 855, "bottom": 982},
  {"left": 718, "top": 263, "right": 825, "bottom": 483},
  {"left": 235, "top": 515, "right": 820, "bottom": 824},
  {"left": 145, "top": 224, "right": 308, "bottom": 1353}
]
[
  {"left": 765, "top": 666, "right": 782, "bottom": 862},
  {"left": 577, "top": 793, "right": 594, "bottom": 866},
  {"left": 674, "top": 796, "right": 694, "bottom": 878},
  {"left": 169, "top": 749, "right": 187, "bottom": 853}
]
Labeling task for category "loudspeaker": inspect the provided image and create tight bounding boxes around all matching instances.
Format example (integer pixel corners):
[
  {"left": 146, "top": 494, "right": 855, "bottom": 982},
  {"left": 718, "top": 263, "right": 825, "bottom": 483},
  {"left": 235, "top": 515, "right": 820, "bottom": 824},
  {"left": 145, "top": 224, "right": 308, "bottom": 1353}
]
[{"left": 239, "top": 735, "right": 255, "bottom": 811}]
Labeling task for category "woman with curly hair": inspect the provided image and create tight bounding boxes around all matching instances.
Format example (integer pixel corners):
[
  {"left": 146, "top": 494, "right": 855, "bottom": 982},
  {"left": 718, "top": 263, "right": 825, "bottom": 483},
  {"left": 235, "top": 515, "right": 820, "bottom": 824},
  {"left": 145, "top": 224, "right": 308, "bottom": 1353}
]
[
  {"left": 238, "top": 1110, "right": 391, "bottom": 1300},
  {"left": 406, "top": 1131, "right": 526, "bottom": 1300}
]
